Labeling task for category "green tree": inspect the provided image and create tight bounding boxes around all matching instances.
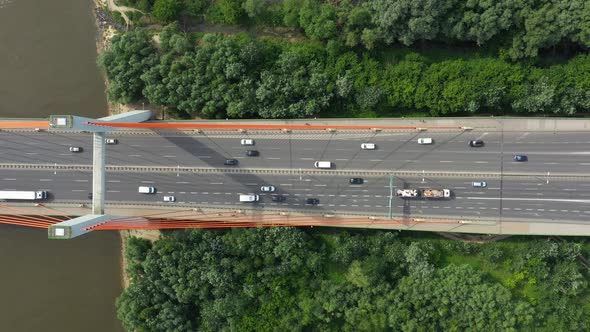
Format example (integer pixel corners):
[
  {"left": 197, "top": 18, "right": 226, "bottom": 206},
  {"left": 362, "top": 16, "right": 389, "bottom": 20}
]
[
  {"left": 256, "top": 51, "right": 333, "bottom": 118},
  {"left": 152, "top": 0, "right": 182, "bottom": 23},
  {"left": 242, "top": 0, "right": 265, "bottom": 18},
  {"left": 97, "top": 30, "right": 157, "bottom": 104},
  {"left": 299, "top": 0, "right": 338, "bottom": 40}
]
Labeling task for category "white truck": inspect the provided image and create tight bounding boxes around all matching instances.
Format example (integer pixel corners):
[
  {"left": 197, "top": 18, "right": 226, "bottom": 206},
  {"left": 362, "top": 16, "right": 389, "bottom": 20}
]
[
  {"left": 396, "top": 188, "right": 451, "bottom": 199},
  {"left": 314, "top": 161, "right": 332, "bottom": 169},
  {"left": 396, "top": 189, "right": 419, "bottom": 198},
  {"left": 0, "top": 190, "right": 48, "bottom": 200},
  {"left": 422, "top": 189, "right": 451, "bottom": 198},
  {"left": 239, "top": 194, "right": 259, "bottom": 202}
]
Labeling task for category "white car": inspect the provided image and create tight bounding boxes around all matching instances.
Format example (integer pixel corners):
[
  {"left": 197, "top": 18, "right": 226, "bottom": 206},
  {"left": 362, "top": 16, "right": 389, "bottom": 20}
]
[
  {"left": 105, "top": 138, "right": 118, "bottom": 144},
  {"left": 69, "top": 146, "right": 83, "bottom": 152},
  {"left": 417, "top": 137, "right": 433, "bottom": 145},
  {"left": 361, "top": 143, "right": 376, "bottom": 150},
  {"left": 472, "top": 181, "right": 487, "bottom": 188},
  {"left": 163, "top": 196, "right": 176, "bottom": 202},
  {"left": 260, "top": 185, "right": 276, "bottom": 192},
  {"left": 240, "top": 139, "right": 254, "bottom": 145}
]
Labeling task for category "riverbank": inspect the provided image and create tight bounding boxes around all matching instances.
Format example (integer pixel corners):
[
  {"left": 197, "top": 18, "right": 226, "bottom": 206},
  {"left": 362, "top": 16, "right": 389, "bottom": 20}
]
[
  {"left": 91, "top": 0, "right": 162, "bottom": 289},
  {"left": 119, "top": 230, "right": 161, "bottom": 288}
]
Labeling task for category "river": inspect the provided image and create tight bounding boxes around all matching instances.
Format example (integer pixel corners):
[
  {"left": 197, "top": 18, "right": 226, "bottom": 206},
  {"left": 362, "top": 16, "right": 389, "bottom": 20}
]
[
  {"left": 0, "top": 0, "right": 107, "bottom": 119},
  {"left": 0, "top": 0, "right": 123, "bottom": 331}
]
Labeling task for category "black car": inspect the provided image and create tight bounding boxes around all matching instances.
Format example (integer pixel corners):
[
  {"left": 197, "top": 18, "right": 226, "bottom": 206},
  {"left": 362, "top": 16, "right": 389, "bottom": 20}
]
[
  {"left": 87, "top": 192, "right": 93, "bottom": 200},
  {"left": 246, "top": 150, "right": 259, "bottom": 157},
  {"left": 469, "top": 140, "right": 484, "bottom": 147},
  {"left": 224, "top": 159, "right": 239, "bottom": 166},
  {"left": 306, "top": 198, "right": 320, "bottom": 205},
  {"left": 349, "top": 178, "right": 364, "bottom": 185},
  {"left": 271, "top": 195, "right": 286, "bottom": 202},
  {"left": 514, "top": 155, "right": 528, "bottom": 162}
]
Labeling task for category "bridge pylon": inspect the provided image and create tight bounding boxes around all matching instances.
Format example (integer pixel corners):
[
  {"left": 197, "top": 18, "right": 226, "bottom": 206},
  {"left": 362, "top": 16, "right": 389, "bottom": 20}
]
[{"left": 47, "top": 110, "right": 152, "bottom": 239}]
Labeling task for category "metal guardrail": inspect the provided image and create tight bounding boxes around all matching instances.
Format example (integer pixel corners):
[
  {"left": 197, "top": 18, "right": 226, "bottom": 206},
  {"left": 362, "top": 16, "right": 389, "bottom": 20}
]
[{"left": 1, "top": 163, "right": 590, "bottom": 179}]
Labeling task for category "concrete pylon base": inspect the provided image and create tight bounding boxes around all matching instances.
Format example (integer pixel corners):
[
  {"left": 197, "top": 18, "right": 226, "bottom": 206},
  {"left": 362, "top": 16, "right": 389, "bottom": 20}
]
[{"left": 48, "top": 215, "right": 115, "bottom": 239}]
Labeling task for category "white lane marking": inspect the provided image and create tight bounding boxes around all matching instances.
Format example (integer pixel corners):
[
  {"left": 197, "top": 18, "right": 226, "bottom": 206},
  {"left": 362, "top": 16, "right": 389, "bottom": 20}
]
[
  {"left": 107, "top": 190, "right": 120, "bottom": 193},
  {"left": 300, "top": 158, "right": 314, "bottom": 160},
  {"left": 130, "top": 145, "right": 142, "bottom": 147},
  {"left": 314, "top": 184, "right": 327, "bottom": 187},
  {"left": 213, "top": 192, "right": 221, "bottom": 195},
  {"left": 370, "top": 159, "right": 383, "bottom": 162},
  {"left": 439, "top": 161, "right": 453, "bottom": 163},
  {"left": 279, "top": 184, "right": 292, "bottom": 186},
  {"left": 141, "top": 181, "right": 154, "bottom": 183},
  {"left": 108, "top": 180, "right": 120, "bottom": 183},
  {"left": 40, "top": 179, "right": 52, "bottom": 181},
  {"left": 578, "top": 163, "right": 590, "bottom": 165},
  {"left": 335, "top": 159, "right": 348, "bottom": 161},
  {"left": 75, "top": 179, "right": 88, "bottom": 182},
  {"left": 72, "top": 189, "right": 85, "bottom": 192},
  {"left": 210, "top": 182, "right": 223, "bottom": 185},
  {"left": 245, "top": 183, "right": 258, "bottom": 185},
  {"left": 543, "top": 163, "right": 559, "bottom": 165},
  {"left": 128, "top": 154, "right": 141, "bottom": 157},
  {"left": 455, "top": 187, "right": 466, "bottom": 189},
  {"left": 475, "top": 161, "right": 488, "bottom": 164},
  {"left": 563, "top": 189, "right": 577, "bottom": 191},
  {"left": 3, "top": 178, "right": 16, "bottom": 181},
  {"left": 266, "top": 157, "right": 281, "bottom": 160},
  {"left": 468, "top": 197, "right": 590, "bottom": 203},
  {"left": 26, "top": 152, "right": 38, "bottom": 155},
  {"left": 59, "top": 153, "right": 70, "bottom": 155},
  {"left": 176, "top": 182, "right": 190, "bottom": 184},
  {"left": 163, "top": 155, "right": 176, "bottom": 158},
  {"left": 197, "top": 156, "right": 211, "bottom": 158}
]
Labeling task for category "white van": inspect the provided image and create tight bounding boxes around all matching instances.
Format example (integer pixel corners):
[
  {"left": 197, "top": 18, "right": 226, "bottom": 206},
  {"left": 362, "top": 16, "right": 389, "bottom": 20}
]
[
  {"left": 240, "top": 139, "right": 254, "bottom": 145},
  {"left": 138, "top": 186, "right": 156, "bottom": 194},
  {"left": 239, "top": 194, "right": 259, "bottom": 202},
  {"left": 361, "top": 143, "right": 376, "bottom": 150},
  {"left": 417, "top": 137, "right": 433, "bottom": 145},
  {"left": 314, "top": 161, "right": 332, "bottom": 169}
]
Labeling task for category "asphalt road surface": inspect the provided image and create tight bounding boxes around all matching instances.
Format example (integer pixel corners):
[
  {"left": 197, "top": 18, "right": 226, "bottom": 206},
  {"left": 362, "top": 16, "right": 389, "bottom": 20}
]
[
  {"left": 1, "top": 129, "right": 590, "bottom": 222},
  {"left": 2, "top": 130, "right": 590, "bottom": 173},
  {"left": 1, "top": 170, "right": 590, "bottom": 222}
]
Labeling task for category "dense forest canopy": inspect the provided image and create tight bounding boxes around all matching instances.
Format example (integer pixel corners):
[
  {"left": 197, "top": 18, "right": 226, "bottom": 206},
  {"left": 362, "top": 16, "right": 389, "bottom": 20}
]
[
  {"left": 98, "top": 26, "right": 590, "bottom": 119},
  {"left": 117, "top": 228, "right": 590, "bottom": 331},
  {"left": 119, "top": 0, "right": 590, "bottom": 60}
]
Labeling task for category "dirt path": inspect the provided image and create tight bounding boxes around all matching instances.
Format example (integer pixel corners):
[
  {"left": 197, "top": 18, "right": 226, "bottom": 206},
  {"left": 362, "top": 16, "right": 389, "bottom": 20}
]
[{"left": 106, "top": 0, "right": 143, "bottom": 27}]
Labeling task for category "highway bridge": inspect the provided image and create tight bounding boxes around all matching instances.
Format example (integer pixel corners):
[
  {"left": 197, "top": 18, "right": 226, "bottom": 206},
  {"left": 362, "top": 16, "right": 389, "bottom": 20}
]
[{"left": 0, "top": 115, "right": 590, "bottom": 237}]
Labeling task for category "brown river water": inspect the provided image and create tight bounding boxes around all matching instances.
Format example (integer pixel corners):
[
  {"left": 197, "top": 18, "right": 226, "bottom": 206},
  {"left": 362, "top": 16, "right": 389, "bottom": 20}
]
[{"left": 0, "top": 0, "right": 123, "bottom": 331}]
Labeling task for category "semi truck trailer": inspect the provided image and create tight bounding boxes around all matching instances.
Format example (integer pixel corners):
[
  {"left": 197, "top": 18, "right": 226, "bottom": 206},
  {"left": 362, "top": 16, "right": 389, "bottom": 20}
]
[
  {"left": 0, "top": 191, "right": 48, "bottom": 200},
  {"left": 396, "top": 189, "right": 451, "bottom": 199}
]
